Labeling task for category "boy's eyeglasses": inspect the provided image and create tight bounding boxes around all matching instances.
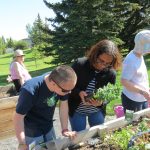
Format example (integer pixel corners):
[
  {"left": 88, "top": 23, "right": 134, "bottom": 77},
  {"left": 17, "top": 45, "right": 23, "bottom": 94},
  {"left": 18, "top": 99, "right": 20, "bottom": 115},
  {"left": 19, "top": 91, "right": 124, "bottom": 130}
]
[{"left": 51, "top": 78, "right": 71, "bottom": 93}]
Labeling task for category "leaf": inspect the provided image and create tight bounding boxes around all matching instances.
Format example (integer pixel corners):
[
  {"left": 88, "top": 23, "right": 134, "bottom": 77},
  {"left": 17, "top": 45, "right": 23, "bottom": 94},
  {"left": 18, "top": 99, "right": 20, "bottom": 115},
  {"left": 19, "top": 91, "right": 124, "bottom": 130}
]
[{"left": 93, "top": 83, "right": 121, "bottom": 102}]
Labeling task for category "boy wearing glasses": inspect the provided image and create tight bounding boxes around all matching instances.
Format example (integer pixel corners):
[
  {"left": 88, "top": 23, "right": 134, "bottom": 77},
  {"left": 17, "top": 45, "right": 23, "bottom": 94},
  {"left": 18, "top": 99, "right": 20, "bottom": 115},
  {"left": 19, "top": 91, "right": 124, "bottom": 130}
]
[{"left": 13, "top": 65, "right": 77, "bottom": 149}]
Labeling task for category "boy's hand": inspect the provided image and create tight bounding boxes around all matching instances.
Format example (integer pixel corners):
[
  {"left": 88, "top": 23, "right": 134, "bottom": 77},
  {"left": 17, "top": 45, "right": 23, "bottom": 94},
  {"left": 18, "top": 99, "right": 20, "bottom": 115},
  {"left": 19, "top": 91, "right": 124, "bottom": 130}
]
[{"left": 62, "top": 129, "right": 77, "bottom": 140}]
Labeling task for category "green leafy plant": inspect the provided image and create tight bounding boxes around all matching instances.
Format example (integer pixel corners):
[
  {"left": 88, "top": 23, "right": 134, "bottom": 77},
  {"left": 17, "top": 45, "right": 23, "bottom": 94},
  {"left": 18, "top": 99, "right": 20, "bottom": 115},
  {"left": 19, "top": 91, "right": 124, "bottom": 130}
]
[
  {"left": 105, "top": 127, "right": 134, "bottom": 150},
  {"left": 104, "top": 117, "right": 150, "bottom": 150},
  {"left": 93, "top": 83, "right": 122, "bottom": 103}
]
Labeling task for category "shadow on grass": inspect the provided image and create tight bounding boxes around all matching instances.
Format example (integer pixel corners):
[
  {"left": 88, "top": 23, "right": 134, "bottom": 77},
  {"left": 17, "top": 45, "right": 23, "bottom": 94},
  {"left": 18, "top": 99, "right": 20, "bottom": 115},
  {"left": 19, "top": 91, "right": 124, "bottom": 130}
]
[
  {"left": 0, "top": 54, "right": 13, "bottom": 59},
  {"left": 30, "top": 66, "right": 55, "bottom": 77},
  {"left": 0, "top": 66, "right": 56, "bottom": 86},
  {"left": 0, "top": 75, "right": 9, "bottom": 86},
  {"left": 145, "top": 55, "right": 150, "bottom": 67},
  {"left": 0, "top": 62, "right": 10, "bottom": 65},
  {"left": 24, "top": 49, "right": 32, "bottom": 54},
  {"left": 25, "top": 57, "right": 35, "bottom": 63}
]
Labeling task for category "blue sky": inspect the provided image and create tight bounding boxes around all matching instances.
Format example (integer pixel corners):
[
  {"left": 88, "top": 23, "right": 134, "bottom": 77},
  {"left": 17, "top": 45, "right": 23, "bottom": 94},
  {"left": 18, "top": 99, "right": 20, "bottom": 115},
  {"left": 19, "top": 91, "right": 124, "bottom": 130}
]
[{"left": 0, "top": 0, "right": 61, "bottom": 40}]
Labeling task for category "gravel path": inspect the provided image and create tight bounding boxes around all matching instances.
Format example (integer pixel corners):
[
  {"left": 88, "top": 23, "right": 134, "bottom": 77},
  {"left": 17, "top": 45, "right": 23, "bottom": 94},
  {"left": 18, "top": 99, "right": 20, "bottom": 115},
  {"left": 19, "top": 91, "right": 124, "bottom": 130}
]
[{"left": 0, "top": 108, "right": 116, "bottom": 150}]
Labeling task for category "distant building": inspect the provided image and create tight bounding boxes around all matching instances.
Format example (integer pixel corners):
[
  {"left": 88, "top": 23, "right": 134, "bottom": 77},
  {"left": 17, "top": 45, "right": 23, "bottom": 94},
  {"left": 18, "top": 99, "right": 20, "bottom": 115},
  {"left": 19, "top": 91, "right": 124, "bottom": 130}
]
[{"left": 21, "top": 38, "right": 32, "bottom": 48}]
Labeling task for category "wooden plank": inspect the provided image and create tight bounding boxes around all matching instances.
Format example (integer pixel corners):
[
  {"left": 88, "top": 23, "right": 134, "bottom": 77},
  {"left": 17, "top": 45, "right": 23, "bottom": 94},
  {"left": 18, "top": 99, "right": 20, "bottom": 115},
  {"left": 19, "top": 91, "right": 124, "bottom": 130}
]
[
  {"left": 0, "top": 120, "right": 14, "bottom": 133},
  {"left": 0, "top": 107, "right": 15, "bottom": 121},
  {"left": 0, "top": 95, "right": 18, "bottom": 102},
  {"left": 0, "top": 129, "right": 15, "bottom": 140},
  {"left": 0, "top": 101, "right": 17, "bottom": 110},
  {"left": 0, "top": 96, "right": 18, "bottom": 140},
  {"left": 0, "top": 93, "right": 5, "bottom": 98},
  {"left": 0, "top": 96, "right": 18, "bottom": 110}
]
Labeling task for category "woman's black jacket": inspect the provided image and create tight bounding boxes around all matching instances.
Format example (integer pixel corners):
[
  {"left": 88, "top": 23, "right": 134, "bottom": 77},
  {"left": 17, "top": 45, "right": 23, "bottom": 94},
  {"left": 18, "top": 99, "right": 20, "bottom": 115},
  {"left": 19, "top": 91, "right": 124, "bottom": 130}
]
[{"left": 68, "top": 57, "right": 116, "bottom": 117}]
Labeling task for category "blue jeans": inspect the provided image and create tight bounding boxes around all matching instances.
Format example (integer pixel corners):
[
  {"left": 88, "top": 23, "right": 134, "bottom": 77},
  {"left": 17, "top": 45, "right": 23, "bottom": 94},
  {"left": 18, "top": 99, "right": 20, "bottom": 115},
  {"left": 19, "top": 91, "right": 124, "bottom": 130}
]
[
  {"left": 121, "top": 93, "right": 148, "bottom": 113},
  {"left": 69, "top": 110, "right": 104, "bottom": 132},
  {"left": 25, "top": 127, "right": 56, "bottom": 148}
]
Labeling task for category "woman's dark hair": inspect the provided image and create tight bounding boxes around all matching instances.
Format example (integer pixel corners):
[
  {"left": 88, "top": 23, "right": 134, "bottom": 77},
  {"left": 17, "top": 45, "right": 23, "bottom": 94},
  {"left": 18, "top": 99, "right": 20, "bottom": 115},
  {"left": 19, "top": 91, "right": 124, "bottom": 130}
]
[{"left": 87, "top": 39, "right": 122, "bottom": 70}]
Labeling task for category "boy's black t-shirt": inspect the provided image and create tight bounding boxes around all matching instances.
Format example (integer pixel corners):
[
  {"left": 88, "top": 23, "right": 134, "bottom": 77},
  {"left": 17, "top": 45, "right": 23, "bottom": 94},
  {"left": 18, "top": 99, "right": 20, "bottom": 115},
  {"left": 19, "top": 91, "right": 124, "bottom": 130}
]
[{"left": 16, "top": 75, "right": 68, "bottom": 137}]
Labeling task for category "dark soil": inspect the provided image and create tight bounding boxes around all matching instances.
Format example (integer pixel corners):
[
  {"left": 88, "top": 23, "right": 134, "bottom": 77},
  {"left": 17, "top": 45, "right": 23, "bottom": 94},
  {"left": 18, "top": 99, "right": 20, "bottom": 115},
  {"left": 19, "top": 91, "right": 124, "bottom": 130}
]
[{"left": 68, "top": 137, "right": 122, "bottom": 150}]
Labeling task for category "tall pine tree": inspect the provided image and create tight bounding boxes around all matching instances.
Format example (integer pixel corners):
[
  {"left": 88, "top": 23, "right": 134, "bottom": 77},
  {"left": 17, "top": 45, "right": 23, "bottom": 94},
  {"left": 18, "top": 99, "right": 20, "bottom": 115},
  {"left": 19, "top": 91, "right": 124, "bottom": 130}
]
[
  {"left": 41, "top": 0, "right": 150, "bottom": 64},
  {"left": 43, "top": 0, "right": 125, "bottom": 64}
]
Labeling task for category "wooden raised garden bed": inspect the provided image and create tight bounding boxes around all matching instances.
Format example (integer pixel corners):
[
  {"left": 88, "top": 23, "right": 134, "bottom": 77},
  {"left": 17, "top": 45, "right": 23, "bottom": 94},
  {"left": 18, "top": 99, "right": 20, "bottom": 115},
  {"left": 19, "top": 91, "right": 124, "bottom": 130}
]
[
  {"left": 35, "top": 108, "right": 150, "bottom": 150},
  {"left": 0, "top": 85, "right": 17, "bottom": 99},
  {"left": 0, "top": 85, "right": 18, "bottom": 140}
]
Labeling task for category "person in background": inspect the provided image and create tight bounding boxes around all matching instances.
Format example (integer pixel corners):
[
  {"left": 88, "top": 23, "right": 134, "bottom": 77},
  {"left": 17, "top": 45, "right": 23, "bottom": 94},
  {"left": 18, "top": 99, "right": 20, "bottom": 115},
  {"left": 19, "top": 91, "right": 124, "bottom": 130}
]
[
  {"left": 13, "top": 65, "right": 77, "bottom": 150},
  {"left": 121, "top": 29, "right": 150, "bottom": 113},
  {"left": 10, "top": 49, "right": 31, "bottom": 93},
  {"left": 68, "top": 39, "right": 122, "bottom": 132}
]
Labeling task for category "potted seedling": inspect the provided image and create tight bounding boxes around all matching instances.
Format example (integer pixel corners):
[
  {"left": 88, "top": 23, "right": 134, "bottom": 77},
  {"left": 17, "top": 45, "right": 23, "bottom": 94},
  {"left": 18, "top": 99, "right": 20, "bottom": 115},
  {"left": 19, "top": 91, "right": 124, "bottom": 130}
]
[{"left": 90, "top": 83, "right": 122, "bottom": 104}]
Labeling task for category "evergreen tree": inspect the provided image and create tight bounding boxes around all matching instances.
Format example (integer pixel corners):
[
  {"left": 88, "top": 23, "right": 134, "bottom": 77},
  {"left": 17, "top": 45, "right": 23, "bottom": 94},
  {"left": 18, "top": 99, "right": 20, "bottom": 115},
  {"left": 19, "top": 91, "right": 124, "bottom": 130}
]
[
  {"left": 42, "top": 0, "right": 150, "bottom": 63},
  {"left": 26, "top": 14, "right": 44, "bottom": 46},
  {"left": 6, "top": 38, "right": 14, "bottom": 48},
  {"left": 26, "top": 14, "right": 50, "bottom": 65},
  {"left": 118, "top": 0, "right": 150, "bottom": 51},
  {"left": 0, "top": 36, "right": 6, "bottom": 54},
  {"left": 43, "top": 0, "right": 126, "bottom": 64},
  {"left": 14, "top": 40, "right": 28, "bottom": 50}
]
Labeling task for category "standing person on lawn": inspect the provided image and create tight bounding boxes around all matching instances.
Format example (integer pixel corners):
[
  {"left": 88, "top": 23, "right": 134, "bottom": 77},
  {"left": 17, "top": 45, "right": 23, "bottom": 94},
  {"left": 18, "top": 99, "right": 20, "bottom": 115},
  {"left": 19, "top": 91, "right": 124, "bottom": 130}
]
[
  {"left": 9, "top": 49, "right": 31, "bottom": 93},
  {"left": 68, "top": 39, "right": 122, "bottom": 132},
  {"left": 13, "top": 65, "right": 77, "bottom": 150},
  {"left": 121, "top": 29, "right": 150, "bottom": 113}
]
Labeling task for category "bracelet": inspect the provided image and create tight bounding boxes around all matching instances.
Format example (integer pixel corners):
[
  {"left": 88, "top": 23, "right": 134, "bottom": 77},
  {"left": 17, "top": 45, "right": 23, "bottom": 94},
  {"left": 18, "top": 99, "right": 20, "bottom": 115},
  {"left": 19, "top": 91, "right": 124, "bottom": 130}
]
[{"left": 62, "top": 129, "right": 69, "bottom": 135}]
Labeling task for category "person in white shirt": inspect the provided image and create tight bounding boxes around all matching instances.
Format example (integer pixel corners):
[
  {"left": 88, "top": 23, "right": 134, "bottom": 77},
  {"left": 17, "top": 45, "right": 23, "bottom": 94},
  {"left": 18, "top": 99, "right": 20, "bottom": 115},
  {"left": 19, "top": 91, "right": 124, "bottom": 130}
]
[
  {"left": 10, "top": 49, "right": 31, "bottom": 93},
  {"left": 121, "top": 29, "right": 150, "bottom": 112}
]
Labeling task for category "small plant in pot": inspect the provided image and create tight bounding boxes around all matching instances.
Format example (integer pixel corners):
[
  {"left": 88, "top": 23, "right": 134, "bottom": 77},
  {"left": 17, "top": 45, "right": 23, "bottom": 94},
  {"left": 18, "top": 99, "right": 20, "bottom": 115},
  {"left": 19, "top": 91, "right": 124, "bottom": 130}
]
[{"left": 85, "top": 83, "right": 122, "bottom": 104}]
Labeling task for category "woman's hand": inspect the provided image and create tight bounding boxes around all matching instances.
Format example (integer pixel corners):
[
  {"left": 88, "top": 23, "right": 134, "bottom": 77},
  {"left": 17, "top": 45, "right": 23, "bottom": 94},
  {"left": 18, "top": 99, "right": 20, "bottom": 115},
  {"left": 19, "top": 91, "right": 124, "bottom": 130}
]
[
  {"left": 79, "top": 91, "right": 87, "bottom": 103},
  {"left": 79, "top": 91, "right": 103, "bottom": 106},
  {"left": 139, "top": 89, "right": 150, "bottom": 100},
  {"left": 86, "top": 99, "right": 103, "bottom": 107}
]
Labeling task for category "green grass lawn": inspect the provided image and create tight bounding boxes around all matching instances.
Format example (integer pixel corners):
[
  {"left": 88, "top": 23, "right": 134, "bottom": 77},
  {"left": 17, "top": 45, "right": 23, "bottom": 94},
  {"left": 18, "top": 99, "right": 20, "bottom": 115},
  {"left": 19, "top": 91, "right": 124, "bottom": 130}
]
[
  {"left": 0, "top": 49, "right": 56, "bottom": 86},
  {"left": 0, "top": 51, "right": 150, "bottom": 116},
  {"left": 107, "top": 71, "right": 122, "bottom": 115}
]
